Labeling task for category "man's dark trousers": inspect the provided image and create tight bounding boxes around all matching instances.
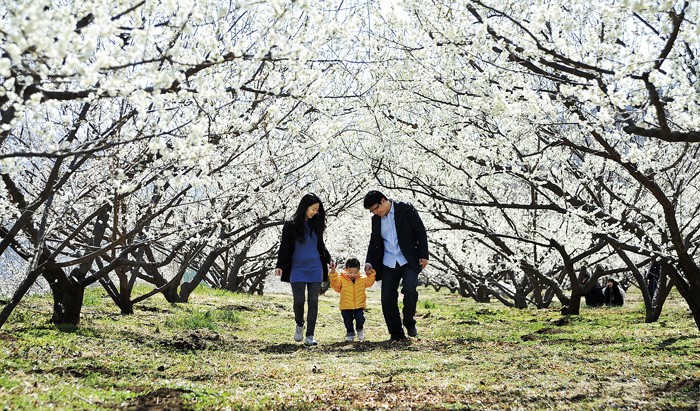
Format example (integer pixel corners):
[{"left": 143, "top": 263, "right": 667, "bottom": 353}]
[{"left": 381, "top": 263, "right": 419, "bottom": 339}]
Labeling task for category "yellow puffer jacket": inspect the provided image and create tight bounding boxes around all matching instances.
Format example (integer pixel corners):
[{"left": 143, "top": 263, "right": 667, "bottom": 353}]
[{"left": 328, "top": 269, "right": 376, "bottom": 310}]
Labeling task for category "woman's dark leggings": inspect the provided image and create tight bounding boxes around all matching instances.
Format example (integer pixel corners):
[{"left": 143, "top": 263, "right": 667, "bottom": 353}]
[{"left": 291, "top": 282, "right": 321, "bottom": 337}]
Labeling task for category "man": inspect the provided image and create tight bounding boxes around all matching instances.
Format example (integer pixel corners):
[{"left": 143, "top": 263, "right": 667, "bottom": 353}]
[
  {"left": 646, "top": 259, "right": 661, "bottom": 299},
  {"left": 363, "top": 190, "right": 428, "bottom": 341}
]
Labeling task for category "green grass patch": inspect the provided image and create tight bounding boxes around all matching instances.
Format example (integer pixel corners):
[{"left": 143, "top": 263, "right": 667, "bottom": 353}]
[
  {"left": 0, "top": 286, "right": 698, "bottom": 410},
  {"left": 82, "top": 286, "right": 103, "bottom": 307},
  {"left": 164, "top": 308, "right": 241, "bottom": 330}
]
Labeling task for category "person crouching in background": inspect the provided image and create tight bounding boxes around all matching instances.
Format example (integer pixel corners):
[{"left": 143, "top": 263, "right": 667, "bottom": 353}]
[{"left": 603, "top": 278, "right": 625, "bottom": 307}]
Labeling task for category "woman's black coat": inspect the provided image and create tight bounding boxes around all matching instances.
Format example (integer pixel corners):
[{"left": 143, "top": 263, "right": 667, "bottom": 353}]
[{"left": 275, "top": 221, "right": 331, "bottom": 283}]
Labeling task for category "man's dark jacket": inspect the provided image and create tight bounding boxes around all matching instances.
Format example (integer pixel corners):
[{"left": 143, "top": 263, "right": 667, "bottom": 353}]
[
  {"left": 365, "top": 201, "right": 428, "bottom": 281},
  {"left": 275, "top": 221, "right": 331, "bottom": 283}
]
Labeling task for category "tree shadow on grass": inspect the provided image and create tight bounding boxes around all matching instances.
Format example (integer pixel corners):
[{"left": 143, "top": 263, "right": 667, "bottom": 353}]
[
  {"left": 652, "top": 378, "right": 700, "bottom": 405},
  {"left": 31, "top": 364, "right": 117, "bottom": 379},
  {"left": 118, "top": 387, "right": 193, "bottom": 411},
  {"left": 259, "top": 338, "right": 420, "bottom": 354},
  {"left": 657, "top": 335, "right": 699, "bottom": 350},
  {"left": 259, "top": 342, "right": 307, "bottom": 354},
  {"left": 326, "top": 339, "right": 420, "bottom": 353}
]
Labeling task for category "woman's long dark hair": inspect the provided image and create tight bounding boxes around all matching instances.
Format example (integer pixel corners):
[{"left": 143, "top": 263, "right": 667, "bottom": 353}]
[{"left": 291, "top": 193, "right": 326, "bottom": 242}]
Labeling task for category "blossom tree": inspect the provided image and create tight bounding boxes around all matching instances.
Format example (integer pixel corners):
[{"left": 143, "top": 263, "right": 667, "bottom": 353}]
[
  {"left": 0, "top": 0, "right": 364, "bottom": 326},
  {"left": 356, "top": 0, "right": 700, "bottom": 327}
]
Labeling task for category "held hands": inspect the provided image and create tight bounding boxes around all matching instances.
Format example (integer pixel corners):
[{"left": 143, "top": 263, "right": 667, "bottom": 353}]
[{"left": 364, "top": 263, "right": 377, "bottom": 281}]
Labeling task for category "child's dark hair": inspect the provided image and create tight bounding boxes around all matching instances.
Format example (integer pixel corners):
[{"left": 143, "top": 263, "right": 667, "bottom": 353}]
[{"left": 345, "top": 258, "right": 361, "bottom": 269}]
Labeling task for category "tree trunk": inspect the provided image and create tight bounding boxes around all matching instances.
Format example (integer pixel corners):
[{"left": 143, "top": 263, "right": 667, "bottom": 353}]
[
  {"left": 475, "top": 284, "right": 491, "bottom": 303},
  {"left": 180, "top": 250, "right": 223, "bottom": 302},
  {"left": 540, "top": 287, "right": 555, "bottom": 309},
  {"left": 679, "top": 289, "right": 700, "bottom": 331},
  {"left": 664, "top": 264, "right": 700, "bottom": 330},
  {"left": 566, "top": 294, "right": 582, "bottom": 315},
  {"left": 45, "top": 267, "right": 84, "bottom": 325},
  {"left": 142, "top": 247, "right": 185, "bottom": 303},
  {"left": 94, "top": 258, "right": 134, "bottom": 314},
  {"left": 98, "top": 275, "right": 134, "bottom": 314},
  {"left": 225, "top": 245, "right": 249, "bottom": 291},
  {"left": 531, "top": 277, "right": 544, "bottom": 307},
  {"left": 648, "top": 265, "right": 674, "bottom": 322},
  {"left": 457, "top": 280, "right": 470, "bottom": 298}
]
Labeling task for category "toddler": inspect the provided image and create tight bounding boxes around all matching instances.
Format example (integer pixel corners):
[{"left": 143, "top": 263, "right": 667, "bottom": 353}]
[{"left": 329, "top": 257, "right": 376, "bottom": 342}]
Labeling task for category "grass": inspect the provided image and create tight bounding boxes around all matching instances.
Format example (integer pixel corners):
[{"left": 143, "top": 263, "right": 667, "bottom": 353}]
[
  {"left": 0, "top": 285, "right": 698, "bottom": 410},
  {"left": 164, "top": 307, "right": 241, "bottom": 330}
]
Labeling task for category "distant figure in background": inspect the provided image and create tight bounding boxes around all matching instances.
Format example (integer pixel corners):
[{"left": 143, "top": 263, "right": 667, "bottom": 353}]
[
  {"left": 646, "top": 259, "right": 661, "bottom": 299},
  {"left": 580, "top": 271, "right": 605, "bottom": 307},
  {"left": 603, "top": 278, "right": 625, "bottom": 307},
  {"left": 275, "top": 193, "right": 333, "bottom": 346},
  {"left": 329, "top": 258, "right": 376, "bottom": 342}
]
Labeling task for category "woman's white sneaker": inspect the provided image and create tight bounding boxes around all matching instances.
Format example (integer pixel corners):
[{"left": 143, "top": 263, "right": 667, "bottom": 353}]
[{"left": 294, "top": 325, "right": 304, "bottom": 342}]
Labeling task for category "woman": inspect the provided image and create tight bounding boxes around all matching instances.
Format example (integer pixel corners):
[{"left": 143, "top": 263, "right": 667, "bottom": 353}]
[
  {"left": 603, "top": 278, "right": 625, "bottom": 307},
  {"left": 275, "top": 193, "right": 333, "bottom": 345}
]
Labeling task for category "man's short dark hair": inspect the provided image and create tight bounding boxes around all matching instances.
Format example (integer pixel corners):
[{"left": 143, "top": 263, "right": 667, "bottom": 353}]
[
  {"left": 345, "top": 258, "right": 361, "bottom": 268},
  {"left": 363, "top": 191, "right": 387, "bottom": 209}
]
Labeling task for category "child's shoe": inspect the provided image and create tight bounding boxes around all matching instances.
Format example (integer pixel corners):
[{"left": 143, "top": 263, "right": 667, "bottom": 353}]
[
  {"left": 357, "top": 329, "right": 365, "bottom": 342},
  {"left": 346, "top": 333, "right": 355, "bottom": 342},
  {"left": 304, "top": 335, "right": 317, "bottom": 346}
]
